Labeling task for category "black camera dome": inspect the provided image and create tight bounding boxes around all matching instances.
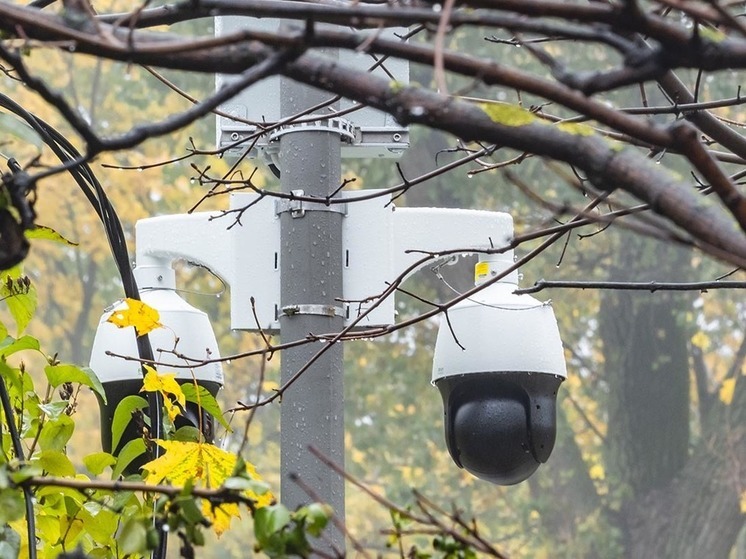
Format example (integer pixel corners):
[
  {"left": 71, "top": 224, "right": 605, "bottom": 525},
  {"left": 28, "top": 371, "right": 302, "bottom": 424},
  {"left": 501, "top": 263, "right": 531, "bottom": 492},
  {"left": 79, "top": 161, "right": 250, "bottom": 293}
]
[
  {"left": 435, "top": 371, "right": 564, "bottom": 485},
  {"left": 431, "top": 278, "right": 567, "bottom": 484}
]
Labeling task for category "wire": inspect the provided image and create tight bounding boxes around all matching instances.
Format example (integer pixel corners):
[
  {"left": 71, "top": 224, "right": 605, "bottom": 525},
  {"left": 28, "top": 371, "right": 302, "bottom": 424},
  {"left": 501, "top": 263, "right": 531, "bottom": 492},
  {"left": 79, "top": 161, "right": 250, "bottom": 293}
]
[
  {"left": 0, "top": 93, "right": 166, "bottom": 558},
  {"left": 0, "top": 371, "right": 36, "bottom": 559}
]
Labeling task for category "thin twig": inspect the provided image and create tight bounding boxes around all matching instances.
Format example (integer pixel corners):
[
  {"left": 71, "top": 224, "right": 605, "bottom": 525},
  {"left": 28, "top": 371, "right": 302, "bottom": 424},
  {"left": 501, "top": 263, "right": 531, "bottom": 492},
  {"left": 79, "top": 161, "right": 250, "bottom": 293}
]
[{"left": 515, "top": 279, "right": 746, "bottom": 294}]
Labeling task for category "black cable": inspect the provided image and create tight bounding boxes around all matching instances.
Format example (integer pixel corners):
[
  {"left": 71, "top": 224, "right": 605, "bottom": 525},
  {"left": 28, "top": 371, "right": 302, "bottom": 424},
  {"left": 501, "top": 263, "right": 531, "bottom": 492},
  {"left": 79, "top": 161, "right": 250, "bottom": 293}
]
[
  {"left": 268, "top": 162, "right": 281, "bottom": 179},
  {"left": 26, "top": 0, "right": 57, "bottom": 9},
  {"left": 0, "top": 96, "right": 124, "bottom": 282},
  {"left": 0, "top": 372, "right": 37, "bottom": 559},
  {"left": 0, "top": 95, "right": 160, "bottom": 416},
  {"left": 0, "top": 93, "right": 166, "bottom": 557}
]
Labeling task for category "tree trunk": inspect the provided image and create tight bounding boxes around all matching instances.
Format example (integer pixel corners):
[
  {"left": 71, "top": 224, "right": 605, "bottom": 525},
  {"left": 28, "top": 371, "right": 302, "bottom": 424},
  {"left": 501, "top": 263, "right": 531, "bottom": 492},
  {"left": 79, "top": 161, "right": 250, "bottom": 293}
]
[
  {"left": 600, "top": 287, "right": 690, "bottom": 496},
  {"left": 598, "top": 234, "right": 744, "bottom": 558},
  {"left": 624, "top": 431, "right": 744, "bottom": 558}
]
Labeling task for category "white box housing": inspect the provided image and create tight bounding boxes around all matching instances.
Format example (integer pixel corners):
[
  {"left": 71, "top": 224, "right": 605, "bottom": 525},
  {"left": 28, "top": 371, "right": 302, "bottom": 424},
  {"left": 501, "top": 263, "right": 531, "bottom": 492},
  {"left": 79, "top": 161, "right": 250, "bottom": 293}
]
[{"left": 215, "top": 17, "right": 410, "bottom": 160}]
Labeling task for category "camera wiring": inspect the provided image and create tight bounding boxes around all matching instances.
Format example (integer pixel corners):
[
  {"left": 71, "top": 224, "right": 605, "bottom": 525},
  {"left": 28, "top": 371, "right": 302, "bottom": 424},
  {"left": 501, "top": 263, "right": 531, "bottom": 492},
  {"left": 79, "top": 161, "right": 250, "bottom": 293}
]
[
  {"left": 0, "top": 361, "right": 37, "bottom": 559},
  {"left": 0, "top": 93, "right": 167, "bottom": 559}
]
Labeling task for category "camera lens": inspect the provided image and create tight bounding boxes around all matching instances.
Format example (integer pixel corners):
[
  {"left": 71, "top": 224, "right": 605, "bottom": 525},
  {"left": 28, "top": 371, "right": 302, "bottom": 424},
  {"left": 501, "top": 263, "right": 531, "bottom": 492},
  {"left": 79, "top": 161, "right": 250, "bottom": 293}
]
[{"left": 435, "top": 371, "right": 563, "bottom": 485}]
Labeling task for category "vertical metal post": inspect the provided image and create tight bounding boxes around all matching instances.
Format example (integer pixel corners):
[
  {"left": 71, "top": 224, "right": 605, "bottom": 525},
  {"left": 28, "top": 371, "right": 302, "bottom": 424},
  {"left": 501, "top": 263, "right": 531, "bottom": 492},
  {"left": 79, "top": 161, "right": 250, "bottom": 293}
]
[{"left": 279, "top": 72, "right": 345, "bottom": 554}]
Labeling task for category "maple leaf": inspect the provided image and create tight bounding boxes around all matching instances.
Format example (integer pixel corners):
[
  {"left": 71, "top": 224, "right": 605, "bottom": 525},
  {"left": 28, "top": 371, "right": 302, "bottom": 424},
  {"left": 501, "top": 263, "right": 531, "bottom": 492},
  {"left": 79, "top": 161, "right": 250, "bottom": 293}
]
[
  {"left": 141, "top": 366, "right": 185, "bottom": 422},
  {"left": 107, "top": 298, "right": 162, "bottom": 337},
  {"left": 143, "top": 440, "right": 272, "bottom": 535}
]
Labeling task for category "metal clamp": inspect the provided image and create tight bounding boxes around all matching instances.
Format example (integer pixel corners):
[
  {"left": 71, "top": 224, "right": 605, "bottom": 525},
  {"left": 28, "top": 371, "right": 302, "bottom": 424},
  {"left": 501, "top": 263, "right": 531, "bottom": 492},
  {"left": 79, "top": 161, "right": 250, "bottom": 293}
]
[
  {"left": 269, "top": 116, "right": 355, "bottom": 144},
  {"left": 275, "top": 190, "right": 348, "bottom": 218},
  {"left": 280, "top": 304, "right": 347, "bottom": 319}
]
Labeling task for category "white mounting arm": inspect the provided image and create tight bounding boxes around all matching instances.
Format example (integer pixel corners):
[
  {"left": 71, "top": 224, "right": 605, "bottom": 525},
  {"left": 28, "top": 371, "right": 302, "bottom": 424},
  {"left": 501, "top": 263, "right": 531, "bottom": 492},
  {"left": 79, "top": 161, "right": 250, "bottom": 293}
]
[
  {"left": 135, "top": 212, "right": 236, "bottom": 290},
  {"left": 132, "top": 193, "right": 518, "bottom": 331},
  {"left": 392, "top": 207, "right": 518, "bottom": 284}
]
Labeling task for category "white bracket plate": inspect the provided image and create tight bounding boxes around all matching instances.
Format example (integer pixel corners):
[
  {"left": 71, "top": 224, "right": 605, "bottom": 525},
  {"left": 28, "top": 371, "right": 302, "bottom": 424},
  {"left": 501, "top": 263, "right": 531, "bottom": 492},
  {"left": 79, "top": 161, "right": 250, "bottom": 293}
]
[
  {"left": 228, "top": 191, "right": 395, "bottom": 331},
  {"left": 215, "top": 16, "right": 410, "bottom": 160},
  {"left": 135, "top": 195, "right": 515, "bottom": 334}
]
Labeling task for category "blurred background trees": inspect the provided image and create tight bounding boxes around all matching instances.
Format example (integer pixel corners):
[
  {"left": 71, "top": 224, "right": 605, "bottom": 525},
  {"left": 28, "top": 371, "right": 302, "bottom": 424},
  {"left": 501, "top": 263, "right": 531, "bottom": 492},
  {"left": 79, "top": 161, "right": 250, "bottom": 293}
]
[{"left": 0, "top": 0, "right": 744, "bottom": 557}]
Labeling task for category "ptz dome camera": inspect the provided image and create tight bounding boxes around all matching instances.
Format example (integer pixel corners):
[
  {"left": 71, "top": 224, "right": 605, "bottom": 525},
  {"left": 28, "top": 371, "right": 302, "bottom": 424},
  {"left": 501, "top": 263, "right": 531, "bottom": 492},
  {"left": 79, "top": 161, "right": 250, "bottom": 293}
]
[{"left": 432, "top": 258, "right": 566, "bottom": 485}]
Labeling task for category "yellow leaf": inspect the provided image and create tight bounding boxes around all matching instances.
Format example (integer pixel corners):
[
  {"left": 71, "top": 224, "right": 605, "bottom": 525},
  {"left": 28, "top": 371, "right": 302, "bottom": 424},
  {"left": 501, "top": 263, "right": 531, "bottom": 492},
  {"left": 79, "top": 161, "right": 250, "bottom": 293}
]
[
  {"left": 142, "top": 367, "right": 186, "bottom": 407},
  {"left": 141, "top": 366, "right": 186, "bottom": 422},
  {"left": 691, "top": 331, "right": 711, "bottom": 350},
  {"left": 589, "top": 464, "right": 605, "bottom": 480},
  {"left": 203, "top": 501, "right": 239, "bottom": 536},
  {"left": 25, "top": 224, "right": 78, "bottom": 246},
  {"left": 719, "top": 377, "right": 737, "bottom": 406},
  {"left": 143, "top": 440, "right": 272, "bottom": 535},
  {"left": 740, "top": 490, "right": 746, "bottom": 514},
  {"left": 107, "top": 298, "right": 162, "bottom": 337},
  {"left": 351, "top": 448, "right": 365, "bottom": 465},
  {"left": 262, "top": 380, "right": 279, "bottom": 392},
  {"left": 163, "top": 399, "right": 180, "bottom": 422}
]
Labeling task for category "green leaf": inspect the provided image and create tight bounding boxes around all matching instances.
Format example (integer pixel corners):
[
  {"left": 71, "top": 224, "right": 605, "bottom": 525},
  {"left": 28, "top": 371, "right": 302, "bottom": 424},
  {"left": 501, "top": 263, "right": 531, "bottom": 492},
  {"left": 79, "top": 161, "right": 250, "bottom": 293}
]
[
  {"left": 38, "top": 415, "right": 74, "bottom": 451},
  {"left": 0, "top": 362, "right": 22, "bottom": 399},
  {"left": 180, "top": 383, "right": 231, "bottom": 431},
  {"left": 38, "top": 401, "right": 70, "bottom": 421},
  {"left": 118, "top": 518, "right": 148, "bottom": 555},
  {"left": 36, "top": 484, "right": 85, "bottom": 506},
  {"left": 175, "top": 494, "right": 206, "bottom": 525},
  {"left": 111, "top": 395, "right": 148, "bottom": 451},
  {"left": 84, "top": 452, "right": 117, "bottom": 476},
  {"left": 0, "top": 524, "right": 21, "bottom": 559},
  {"left": 24, "top": 225, "right": 78, "bottom": 246},
  {"left": 0, "top": 112, "right": 43, "bottom": 149},
  {"left": 254, "top": 504, "right": 291, "bottom": 550},
  {"left": 78, "top": 505, "right": 119, "bottom": 546},
  {"left": 223, "top": 476, "right": 271, "bottom": 497},
  {"left": 0, "top": 488, "right": 25, "bottom": 525},
  {"left": 8, "top": 463, "right": 42, "bottom": 484},
  {"left": 112, "top": 438, "right": 147, "bottom": 479},
  {"left": 3, "top": 288, "right": 36, "bottom": 334},
  {"left": 286, "top": 521, "right": 312, "bottom": 557},
  {"left": 0, "top": 334, "right": 40, "bottom": 358},
  {"left": 0, "top": 469, "right": 9, "bottom": 490},
  {"left": 189, "top": 525, "right": 205, "bottom": 547},
  {"left": 173, "top": 426, "right": 201, "bottom": 442},
  {"left": 37, "top": 450, "right": 76, "bottom": 476},
  {"left": 111, "top": 489, "right": 138, "bottom": 512},
  {"left": 44, "top": 364, "right": 106, "bottom": 403},
  {"left": 296, "top": 503, "right": 331, "bottom": 537},
  {"left": 0, "top": 270, "right": 37, "bottom": 335}
]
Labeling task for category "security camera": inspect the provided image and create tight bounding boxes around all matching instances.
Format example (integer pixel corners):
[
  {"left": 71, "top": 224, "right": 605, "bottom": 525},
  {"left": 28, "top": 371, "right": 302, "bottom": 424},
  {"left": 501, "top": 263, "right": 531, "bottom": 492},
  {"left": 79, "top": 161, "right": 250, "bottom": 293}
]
[
  {"left": 432, "top": 256, "right": 566, "bottom": 485},
  {"left": 90, "top": 265, "right": 224, "bottom": 471}
]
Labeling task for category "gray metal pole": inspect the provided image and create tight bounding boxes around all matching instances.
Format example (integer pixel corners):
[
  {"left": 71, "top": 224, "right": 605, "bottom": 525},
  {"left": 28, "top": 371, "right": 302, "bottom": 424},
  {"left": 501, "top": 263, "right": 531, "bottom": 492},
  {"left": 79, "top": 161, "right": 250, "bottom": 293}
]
[{"left": 278, "top": 71, "right": 345, "bottom": 554}]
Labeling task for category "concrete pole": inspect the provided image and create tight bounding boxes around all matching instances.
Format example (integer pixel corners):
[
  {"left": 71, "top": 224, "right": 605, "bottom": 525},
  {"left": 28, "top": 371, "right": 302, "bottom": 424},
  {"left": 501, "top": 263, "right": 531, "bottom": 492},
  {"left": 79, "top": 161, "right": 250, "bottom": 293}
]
[{"left": 278, "top": 71, "right": 345, "bottom": 554}]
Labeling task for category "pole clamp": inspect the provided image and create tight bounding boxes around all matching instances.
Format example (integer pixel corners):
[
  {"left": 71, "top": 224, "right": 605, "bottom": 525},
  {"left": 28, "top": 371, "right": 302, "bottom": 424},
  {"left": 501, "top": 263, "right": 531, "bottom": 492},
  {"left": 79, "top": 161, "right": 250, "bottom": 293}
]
[
  {"left": 275, "top": 190, "right": 348, "bottom": 218},
  {"left": 269, "top": 116, "right": 355, "bottom": 144},
  {"left": 280, "top": 304, "right": 347, "bottom": 319}
]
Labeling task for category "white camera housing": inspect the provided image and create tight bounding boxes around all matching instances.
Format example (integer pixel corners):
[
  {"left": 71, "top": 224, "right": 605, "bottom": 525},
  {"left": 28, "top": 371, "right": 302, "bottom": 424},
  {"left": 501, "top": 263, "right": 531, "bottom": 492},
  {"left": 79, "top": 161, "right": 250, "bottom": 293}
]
[
  {"left": 90, "top": 266, "right": 224, "bottom": 466},
  {"left": 432, "top": 257, "right": 567, "bottom": 485}
]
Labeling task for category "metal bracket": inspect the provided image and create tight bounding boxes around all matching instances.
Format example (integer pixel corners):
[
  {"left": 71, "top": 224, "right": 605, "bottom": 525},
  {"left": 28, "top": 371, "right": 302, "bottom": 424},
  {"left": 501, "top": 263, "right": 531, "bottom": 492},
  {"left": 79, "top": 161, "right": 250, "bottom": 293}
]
[
  {"left": 269, "top": 116, "right": 356, "bottom": 144},
  {"left": 275, "top": 190, "right": 348, "bottom": 219},
  {"left": 280, "top": 304, "right": 347, "bottom": 319}
]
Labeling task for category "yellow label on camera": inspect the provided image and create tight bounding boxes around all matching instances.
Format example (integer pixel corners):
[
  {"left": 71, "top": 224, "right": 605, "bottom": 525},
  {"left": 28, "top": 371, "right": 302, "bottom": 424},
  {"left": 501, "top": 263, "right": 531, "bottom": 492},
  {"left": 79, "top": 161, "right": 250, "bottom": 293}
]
[{"left": 475, "top": 261, "right": 489, "bottom": 283}]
